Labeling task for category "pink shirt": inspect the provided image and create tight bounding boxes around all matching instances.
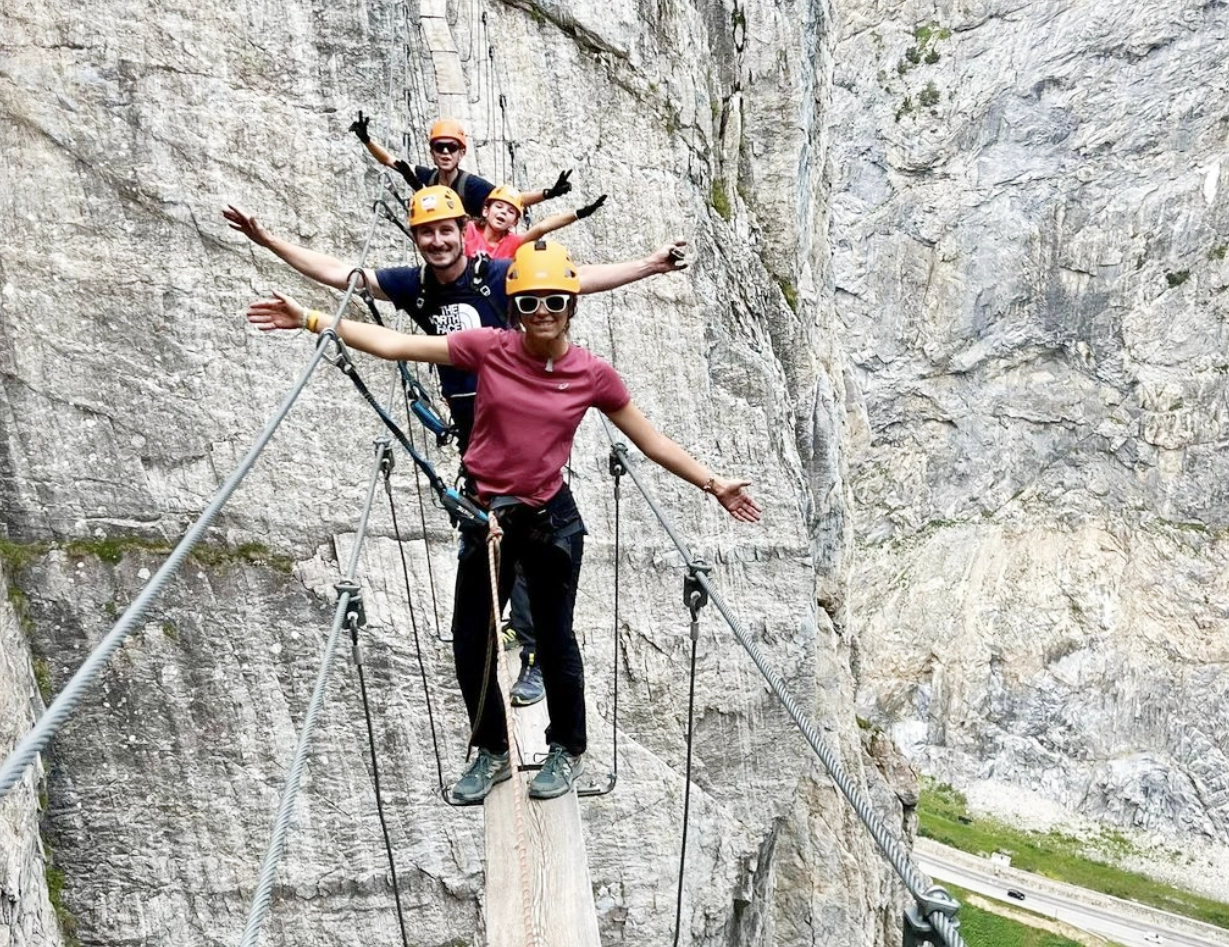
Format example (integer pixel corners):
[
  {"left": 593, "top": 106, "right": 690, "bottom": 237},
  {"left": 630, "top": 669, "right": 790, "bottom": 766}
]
[
  {"left": 464, "top": 220, "right": 525, "bottom": 260},
  {"left": 447, "top": 329, "right": 631, "bottom": 504}
]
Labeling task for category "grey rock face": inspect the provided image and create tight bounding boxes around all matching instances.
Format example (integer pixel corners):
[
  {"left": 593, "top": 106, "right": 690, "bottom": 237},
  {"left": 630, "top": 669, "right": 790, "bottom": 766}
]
[
  {"left": 0, "top": 0, "right": 913, "bottom": 944},
  {"left": 834, "top": 0, "right": 1229, "bottom": 856},
  {"left": 0, "top": 564, "right": 63, "bottom": 947}
]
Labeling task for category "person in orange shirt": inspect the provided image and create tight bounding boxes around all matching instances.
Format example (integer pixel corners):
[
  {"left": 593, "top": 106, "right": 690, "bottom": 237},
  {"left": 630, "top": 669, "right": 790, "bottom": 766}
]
[{"left": 463, "top": 185, "right": 607, "bottom": 260}]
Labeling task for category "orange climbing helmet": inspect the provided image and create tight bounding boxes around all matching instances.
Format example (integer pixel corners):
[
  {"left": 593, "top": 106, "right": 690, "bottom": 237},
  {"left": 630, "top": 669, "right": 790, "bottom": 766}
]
[
  {"left": 408, "top": 185, "right": 466, "bottom": 228},
  {"left": 505, "top": 239, "right": 581, "bottom": 296},
  {"left": 484, "top": 185, "right": 524, "bottom": 217},
  {"left": 428, "top": 118, "right": 468, "bottom": 147}
]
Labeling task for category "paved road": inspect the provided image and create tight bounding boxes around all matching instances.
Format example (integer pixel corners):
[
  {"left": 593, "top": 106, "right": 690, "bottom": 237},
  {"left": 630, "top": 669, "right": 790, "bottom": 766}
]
[{"left": 917, "top": 841, "right": 1229, "bottom": 947}]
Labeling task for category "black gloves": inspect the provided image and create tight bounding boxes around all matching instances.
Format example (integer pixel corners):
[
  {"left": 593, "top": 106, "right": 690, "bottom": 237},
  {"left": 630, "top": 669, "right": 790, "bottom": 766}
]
[
  {"left": 393, "top": 159, "right": 421, "bottom": 189},
  {"left": 349, "top": 111, "right": 371, "bottom": 144},
  {"left": 575, "top": 194, "right": 607, "bottom": 219},
  {"left": 543, "top": 169, "right": 573, "bottom": 200}
]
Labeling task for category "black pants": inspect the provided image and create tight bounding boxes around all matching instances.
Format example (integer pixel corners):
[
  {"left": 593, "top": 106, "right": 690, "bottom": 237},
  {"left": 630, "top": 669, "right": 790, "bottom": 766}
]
[{"left": 451, "top": 484, "right": 586, "bottom": 755}]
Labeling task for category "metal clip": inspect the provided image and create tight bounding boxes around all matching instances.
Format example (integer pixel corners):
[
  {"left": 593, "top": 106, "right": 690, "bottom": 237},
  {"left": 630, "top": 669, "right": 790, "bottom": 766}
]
[
  {"left": 683, "top": 560, "right": 711, "bottom": 640},
  {"left": 376, "top": 439, "right": 395, "bottom": 478},
  {"left": 608, "top": 443, "right": 627, "bottom": 479}
]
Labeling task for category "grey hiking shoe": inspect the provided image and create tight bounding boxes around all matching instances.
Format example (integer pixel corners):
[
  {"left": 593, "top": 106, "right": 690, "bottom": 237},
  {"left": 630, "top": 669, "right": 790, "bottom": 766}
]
[
  {"left": 528, "top": 744, "right": 584, "bottom": 799},
  {"left": 450, "top": 748, "right": 511, "bottom": 804},
  {"left": 510, "top": 652, "right": 545, "bottom": 707}
]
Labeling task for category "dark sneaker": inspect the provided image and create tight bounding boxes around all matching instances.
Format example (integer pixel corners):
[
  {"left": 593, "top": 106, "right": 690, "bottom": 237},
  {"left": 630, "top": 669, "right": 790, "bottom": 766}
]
[
  {"left": 528, "top": 744, "right": 584, "bottom": 800},
  {"left": 449, "top": 749, "right": 511, "bottom": 804},
  {"left": 510, "top": 653, "right": 545, "bottom": 707}
]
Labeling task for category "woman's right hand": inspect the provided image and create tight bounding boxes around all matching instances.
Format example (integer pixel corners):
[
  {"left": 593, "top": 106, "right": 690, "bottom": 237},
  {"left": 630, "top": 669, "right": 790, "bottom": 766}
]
[
  {"left": 711, "top": 477, "right": 763, "bottom": 523},
  {"left": 246, "top": 292, "right": 307, "bottom": 332}
]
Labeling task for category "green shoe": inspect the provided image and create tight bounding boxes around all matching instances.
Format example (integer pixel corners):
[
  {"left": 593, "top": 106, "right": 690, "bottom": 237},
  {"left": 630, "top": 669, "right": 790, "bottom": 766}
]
[
  {"left": 450, "top": 749, "right": 511, "bottom": 804},
  {"left": 528, "top": 744, "right": 584, "bottom": 800}
]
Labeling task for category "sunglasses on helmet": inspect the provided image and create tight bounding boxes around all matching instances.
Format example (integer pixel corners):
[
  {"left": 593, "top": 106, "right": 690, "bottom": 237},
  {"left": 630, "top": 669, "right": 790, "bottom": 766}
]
[
  {"left": 431, "top": 140, "right": 461, "bottom": 154},
  {"left": 513, "top": 294, "right": 572, "bottom": 315}
]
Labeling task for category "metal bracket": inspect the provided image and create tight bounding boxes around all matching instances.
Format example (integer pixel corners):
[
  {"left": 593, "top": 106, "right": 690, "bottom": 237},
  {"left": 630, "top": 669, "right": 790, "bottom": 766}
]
[
  {"left": 376, "top": 439, "right": 395, "bottom": 479},
  {"left": 608, "top": 443, "right": 627, "bottom": 479},
  {"left": 684, "top": 560, "right": 712, "bottom": 620},
  {"left": 917, "top": 885, "right": 960, "bottom": 920},
  {"left": 902, "top": 904, "right": 934, "bottom": 947}
]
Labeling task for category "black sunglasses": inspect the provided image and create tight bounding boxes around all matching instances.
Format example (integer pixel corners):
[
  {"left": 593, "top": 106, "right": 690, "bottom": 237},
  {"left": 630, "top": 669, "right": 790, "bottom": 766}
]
[
  {"left": 513, "top": 294, "right": 571, "bottom": 315},
  {"left": 431, "top": 140, "right": 461, "bottom": 154}
]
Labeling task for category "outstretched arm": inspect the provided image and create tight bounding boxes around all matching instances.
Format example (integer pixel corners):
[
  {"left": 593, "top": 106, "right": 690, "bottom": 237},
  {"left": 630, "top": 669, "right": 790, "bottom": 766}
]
[
  {"left": 523, "top": 195, "right": 607, "bottom": 242},
  {"left": 606, "top": 402, "right": 762, "bottom": 523},
  {"left": 246, "top": 292, "right": 452, "bottom": 364},
  {"left": 579, "top": 240, "right": 688, "bottom": 294},
  {"left": 223, "top": 205, "right": 386, "bottom": 299}
]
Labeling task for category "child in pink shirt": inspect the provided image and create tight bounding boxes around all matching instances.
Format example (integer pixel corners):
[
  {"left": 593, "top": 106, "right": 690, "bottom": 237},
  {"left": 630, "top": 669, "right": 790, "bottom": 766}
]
[{"left": 463, "top": 184, "right": 608, "bottom": 259}]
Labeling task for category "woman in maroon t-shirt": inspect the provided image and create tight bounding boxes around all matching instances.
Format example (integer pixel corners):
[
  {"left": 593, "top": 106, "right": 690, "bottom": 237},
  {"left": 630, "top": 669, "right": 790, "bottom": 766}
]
[{"left": 247, "top": 239, "right": 762, "bottom": 804}]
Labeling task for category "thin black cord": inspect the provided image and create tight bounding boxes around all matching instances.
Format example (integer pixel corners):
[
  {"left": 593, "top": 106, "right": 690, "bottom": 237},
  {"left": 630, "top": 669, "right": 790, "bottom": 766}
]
[
  {"left": 672, "top": 618, "right": 701, "bottom": 946},
  {"left": 403, "top": 385, "right": 448, "bottom": 643},
  {"left": 351, "top": 619, "right": 412, "bottom": 947},
  {"left": 385, "top": 476, "right": 448, "bottom": 792}
]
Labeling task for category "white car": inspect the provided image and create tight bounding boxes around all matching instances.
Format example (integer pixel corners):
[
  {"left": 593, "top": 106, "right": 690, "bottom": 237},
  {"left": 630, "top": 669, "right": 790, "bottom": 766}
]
[{"left": 1143, "top": 933, "right": 1163, "bottom": 945}]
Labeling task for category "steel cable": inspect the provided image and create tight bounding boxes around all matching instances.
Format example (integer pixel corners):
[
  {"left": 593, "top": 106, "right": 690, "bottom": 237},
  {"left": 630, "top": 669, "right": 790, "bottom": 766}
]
[
  {"left": 0, "top": 192, "right": 386, "bottom": 803},
  {"left": 239, "top": 368, "right": 402, "bottom": 947},
  {"left": 599, "top": 422, "right": 965, "bottom": 947}
]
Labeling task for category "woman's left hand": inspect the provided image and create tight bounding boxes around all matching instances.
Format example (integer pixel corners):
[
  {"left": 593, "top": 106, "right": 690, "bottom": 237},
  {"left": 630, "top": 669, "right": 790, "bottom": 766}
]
[
  {"left": 246, "top": 291, "right": 307, "bottom": 332},
  {"left": 711, "top": 477, "right": 763, "bottom": 523}
]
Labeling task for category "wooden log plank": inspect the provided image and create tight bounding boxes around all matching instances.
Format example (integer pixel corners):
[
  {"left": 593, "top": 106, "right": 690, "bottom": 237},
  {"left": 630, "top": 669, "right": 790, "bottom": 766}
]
[{"left": 484, "top": 655, "right": 601, "bottom": 947}]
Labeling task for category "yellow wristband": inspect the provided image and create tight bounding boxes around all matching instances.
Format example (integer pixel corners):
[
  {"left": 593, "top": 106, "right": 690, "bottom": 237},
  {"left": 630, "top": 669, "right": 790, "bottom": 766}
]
[{"left": 305, "top": 309, "right": 321, "bottom": 333}]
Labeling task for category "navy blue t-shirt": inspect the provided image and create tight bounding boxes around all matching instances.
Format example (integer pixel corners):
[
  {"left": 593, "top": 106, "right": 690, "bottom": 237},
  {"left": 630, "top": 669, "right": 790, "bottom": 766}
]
[
  {"left": 374, "top": 256, "right": 512, "bottom": 401},
  {"left": 413, "top": 166, "right": 496, "bottom": 218}
]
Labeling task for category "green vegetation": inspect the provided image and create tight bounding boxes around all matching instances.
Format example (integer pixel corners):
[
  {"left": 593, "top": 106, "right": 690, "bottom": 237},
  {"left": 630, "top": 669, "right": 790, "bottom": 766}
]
[
  {"left": 1208, "top": 244, "right": 1227, "bottom": 261},
  {"left": 919, "top": 82, "right": 941, "bottom": 108},
  {"left": 920, "top": 779, "right": 1229, "bottom": 930},
  {"left": 710, "top": 179, "right": 732, "bottom": 221},
  {"left": 0, "top": 536, "right": 294, "bottom": 574},
  {"left": 925, "top": 48, "right": 941, "bottom": 64},
  {"left": 895, "top": 96, "right": 914, "bottom": 122},
  {"left": 32, "top": 656, "right": 53, "bottom": 703},
  {"left": 776, "top": 276, "right": 799, "bottom": 312},
  {"left": 44, "top": 863, "right": 81, "bottom": 947},
  {"left": 1165, "top": 269, "right": 1191, "bottom": 287},
  {"left": 0, "top": 538, "right": 51, "bottom": 571},
  {"left": 160, "top": 619, "right": 180, "bottom": 641},
  {"left": 913, "top": 22, "right": 952, "bottom": 46},
  {"left": 944, "top": 884, "right": 1087, "bottom": 947}
]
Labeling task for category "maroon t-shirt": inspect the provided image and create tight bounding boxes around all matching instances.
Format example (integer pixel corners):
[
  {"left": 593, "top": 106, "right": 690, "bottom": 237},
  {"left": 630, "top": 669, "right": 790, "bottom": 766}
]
[{"left": 447, "top": 328, "right": 631, "bottom": 504}]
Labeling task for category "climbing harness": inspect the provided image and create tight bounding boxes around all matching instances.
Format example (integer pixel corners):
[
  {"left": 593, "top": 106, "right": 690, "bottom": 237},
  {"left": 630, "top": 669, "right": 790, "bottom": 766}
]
[{"left": 601, "top": 430, "right": 967, "bottom": 947}]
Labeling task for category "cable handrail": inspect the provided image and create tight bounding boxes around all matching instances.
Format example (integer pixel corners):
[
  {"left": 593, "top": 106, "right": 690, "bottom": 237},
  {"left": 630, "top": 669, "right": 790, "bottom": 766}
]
[
  {"left": 238, "top": 408, "right": 397, "bottom": 946},
  {"left": 0, "top": 190, "right": 387, "bottom": 804},
  {"left": 600, "top": 424, "right": 965, "bottom": 947}
]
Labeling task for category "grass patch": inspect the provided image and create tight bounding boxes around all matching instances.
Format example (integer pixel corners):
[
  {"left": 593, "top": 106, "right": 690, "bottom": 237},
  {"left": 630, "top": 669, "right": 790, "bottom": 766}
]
[
  {"left": 44, "top": 863, "right": 81, "bottom": 947},
  {"left": 943, "top": 883, "right": 1087, "bottom": 946},
  {"left": 0, "top": 536, "right": 294, "bottom": 574},
  {"left": 1165, "top": 269, "right": 1190, "bottom": 288},
  {"left": 919, "top": 779, "right": 1229, "bottom": 929},
  {"left": 0, "top": 539, "right": 52, "bottom": 572},
  {"left": 776, "top": 276, "right": 799, "bottom": 312},
  {"left": 32, "top": 656, "right": 53, "bottom": 703},
  {"left": 1208, "top": 244, "right": 1227, "bottom": 261},
  {"left": 919, "top": 82, "right": 941, "bottom": 108},
  {"left": 710, "top": 179, "right": 732, "bottom": 221}
]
